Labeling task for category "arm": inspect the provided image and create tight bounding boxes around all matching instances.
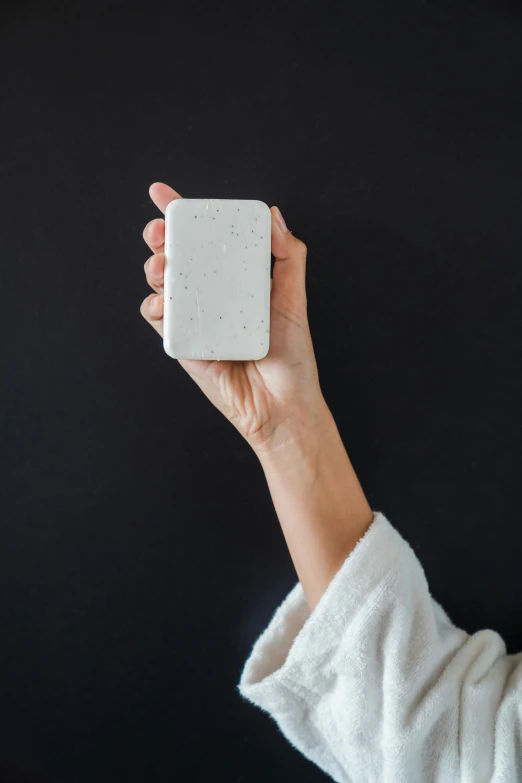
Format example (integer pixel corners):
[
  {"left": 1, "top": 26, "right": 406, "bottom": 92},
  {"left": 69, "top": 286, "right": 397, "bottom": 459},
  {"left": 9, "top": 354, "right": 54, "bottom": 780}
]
[
  {"left": 141, "top": 183, "right": 522, "bottom": 783},
  {"left": 140, "top": 181, "right": 373, "bottom": 613},
  {"left": 254, "top": 402, "right": 373, "bottom": 611}
]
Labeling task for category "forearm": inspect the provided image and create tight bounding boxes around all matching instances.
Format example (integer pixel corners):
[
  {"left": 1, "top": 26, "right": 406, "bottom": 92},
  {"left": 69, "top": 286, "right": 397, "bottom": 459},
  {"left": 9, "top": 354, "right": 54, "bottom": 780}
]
[{"left": 254, "top": 401, "right": 373, "bottom": 610}]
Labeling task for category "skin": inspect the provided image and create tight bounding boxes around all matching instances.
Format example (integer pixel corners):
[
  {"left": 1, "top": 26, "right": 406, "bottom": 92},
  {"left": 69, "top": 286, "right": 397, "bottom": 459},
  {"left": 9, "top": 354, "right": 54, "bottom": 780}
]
[{"left": 141, "top": 183, "right": 373, "bottom": 610}]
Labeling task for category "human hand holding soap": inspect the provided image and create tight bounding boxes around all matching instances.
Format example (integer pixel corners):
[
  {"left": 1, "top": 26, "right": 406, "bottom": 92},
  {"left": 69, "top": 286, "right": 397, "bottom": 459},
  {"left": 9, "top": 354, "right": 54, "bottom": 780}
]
[{"left": 141, "top": 182, "right": 328, "bottom": 453}]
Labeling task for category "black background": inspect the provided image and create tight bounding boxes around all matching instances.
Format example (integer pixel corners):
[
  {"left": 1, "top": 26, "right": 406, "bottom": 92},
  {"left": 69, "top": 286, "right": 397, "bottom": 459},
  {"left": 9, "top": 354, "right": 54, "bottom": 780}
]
[{"left": 1, "top": 1, "right": 522, "bottom": 781}]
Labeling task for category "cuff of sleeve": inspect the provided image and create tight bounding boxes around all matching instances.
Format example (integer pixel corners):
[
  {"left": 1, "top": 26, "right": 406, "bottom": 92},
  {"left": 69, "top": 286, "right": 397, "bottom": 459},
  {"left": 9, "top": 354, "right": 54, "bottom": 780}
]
[{"left": 238, "top": 511, "right": 404, "bottom": 715}]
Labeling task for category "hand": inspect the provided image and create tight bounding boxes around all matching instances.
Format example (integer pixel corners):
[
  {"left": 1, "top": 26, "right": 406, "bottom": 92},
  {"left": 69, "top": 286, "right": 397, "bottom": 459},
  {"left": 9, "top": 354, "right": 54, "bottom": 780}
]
[
  {"left": 142, "top": 184, "right": 373, "bottom": 607},
  {"left": 140, "top": 183, "right": 329, "bottom": 454}
]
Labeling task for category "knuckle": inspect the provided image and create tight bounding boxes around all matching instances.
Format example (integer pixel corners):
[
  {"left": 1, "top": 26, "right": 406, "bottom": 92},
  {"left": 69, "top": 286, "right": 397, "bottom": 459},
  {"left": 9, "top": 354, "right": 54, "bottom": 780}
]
[
  {"left": 152, "top": 255, "right": 165, "bottom": 280},
  {"left": 294, "top": 238, "right": 307, "bottom": 257},
  {"left": 140, "top": 295, "right": 152, "bottom": 317}
]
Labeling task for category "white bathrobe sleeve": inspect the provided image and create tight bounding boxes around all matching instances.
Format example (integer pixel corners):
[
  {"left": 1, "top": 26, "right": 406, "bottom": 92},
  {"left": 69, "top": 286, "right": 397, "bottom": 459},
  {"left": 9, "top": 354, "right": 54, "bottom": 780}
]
[{"left": 238, "top": 512, "right": 522, "bottom": 783}]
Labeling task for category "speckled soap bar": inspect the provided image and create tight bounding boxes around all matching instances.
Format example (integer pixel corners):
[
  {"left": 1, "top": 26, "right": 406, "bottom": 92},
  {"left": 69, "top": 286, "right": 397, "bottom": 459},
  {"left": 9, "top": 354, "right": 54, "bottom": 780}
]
[{"left": 163, "top": 198, "right": 271, "bottom": 361}]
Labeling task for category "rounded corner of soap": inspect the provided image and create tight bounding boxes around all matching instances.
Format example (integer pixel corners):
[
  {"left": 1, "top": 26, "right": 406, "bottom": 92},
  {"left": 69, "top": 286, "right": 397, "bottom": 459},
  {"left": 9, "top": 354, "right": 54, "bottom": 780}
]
[
  {"left": 252, "top": 341, "right": 270, "bottom": 361},
  {"left": 253, "top": 199, "right": 270, "bottom": 215},
  {"left": 163, "top": 337, "right": 177, "bottom": 360},
  {"left": 165, "top": 199, "right": 184, "bottom": 217}
]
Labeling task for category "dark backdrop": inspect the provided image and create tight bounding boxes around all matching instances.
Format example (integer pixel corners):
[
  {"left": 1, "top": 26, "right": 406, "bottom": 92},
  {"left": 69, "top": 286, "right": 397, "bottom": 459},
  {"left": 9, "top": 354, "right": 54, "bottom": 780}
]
[{"left": 1, "top": 1, "right": 521, "bottom": 781}]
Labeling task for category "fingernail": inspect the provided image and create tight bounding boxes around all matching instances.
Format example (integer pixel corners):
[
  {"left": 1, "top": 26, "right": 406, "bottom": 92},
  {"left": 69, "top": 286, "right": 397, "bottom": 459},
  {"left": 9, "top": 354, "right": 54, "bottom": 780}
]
[
  {"left": 149, "top": 295, "right": 158, "bottom": 309},
  {"left": 275, "top": 207, "right": 288, "bottom": 233}
]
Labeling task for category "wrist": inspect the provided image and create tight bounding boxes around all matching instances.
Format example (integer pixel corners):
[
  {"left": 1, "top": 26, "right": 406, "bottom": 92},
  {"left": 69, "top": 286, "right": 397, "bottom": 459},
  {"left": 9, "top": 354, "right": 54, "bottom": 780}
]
[{"left": 252, "top": 399, "right": 338, "bottom": 476}]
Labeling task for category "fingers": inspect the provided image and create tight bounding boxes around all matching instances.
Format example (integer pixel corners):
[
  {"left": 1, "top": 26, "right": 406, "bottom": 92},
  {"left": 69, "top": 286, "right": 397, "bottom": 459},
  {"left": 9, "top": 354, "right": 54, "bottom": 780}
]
[
  {"left": 143, "top": 218, "right": 165, "bottom": 254},
  {"left": 144, "top": 253, "right": 165, "bottom": 294},
  {"left": 141, "top": 183, "right": 181, "bottom": 341},
  {"left": 149, "top": 182, "right": 182, "bottom": 214},
  {"left": 143, "top": 182, "right": 182, "bottom": 253},
  {"left": 270, "top": 206, "right": 306, "bottom": 262},
  {"left": 140, "top": 293, "right": 164, "bottom": 337},
  {"left": 270, "top": 205, "right": 307, "bottom": 295}
]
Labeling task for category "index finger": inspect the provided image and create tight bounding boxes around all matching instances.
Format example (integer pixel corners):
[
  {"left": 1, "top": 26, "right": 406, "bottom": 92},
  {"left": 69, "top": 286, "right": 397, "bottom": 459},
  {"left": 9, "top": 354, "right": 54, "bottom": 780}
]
[{"left": 149, "top": 182, "right": 182, "bottom": 214}]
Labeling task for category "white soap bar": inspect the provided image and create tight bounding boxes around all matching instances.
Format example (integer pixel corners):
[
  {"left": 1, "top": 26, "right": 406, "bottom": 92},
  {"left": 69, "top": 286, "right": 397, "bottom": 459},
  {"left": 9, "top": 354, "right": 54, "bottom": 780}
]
[{"left": 163, "top": 198, "right": 271, "bottom": 361}]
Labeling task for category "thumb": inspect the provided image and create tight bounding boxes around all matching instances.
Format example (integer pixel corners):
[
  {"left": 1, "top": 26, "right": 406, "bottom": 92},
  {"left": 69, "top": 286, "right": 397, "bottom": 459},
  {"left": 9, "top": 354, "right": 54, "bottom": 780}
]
[{"left": 270, "top": 206, "right": 307, "bottom": 297}]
